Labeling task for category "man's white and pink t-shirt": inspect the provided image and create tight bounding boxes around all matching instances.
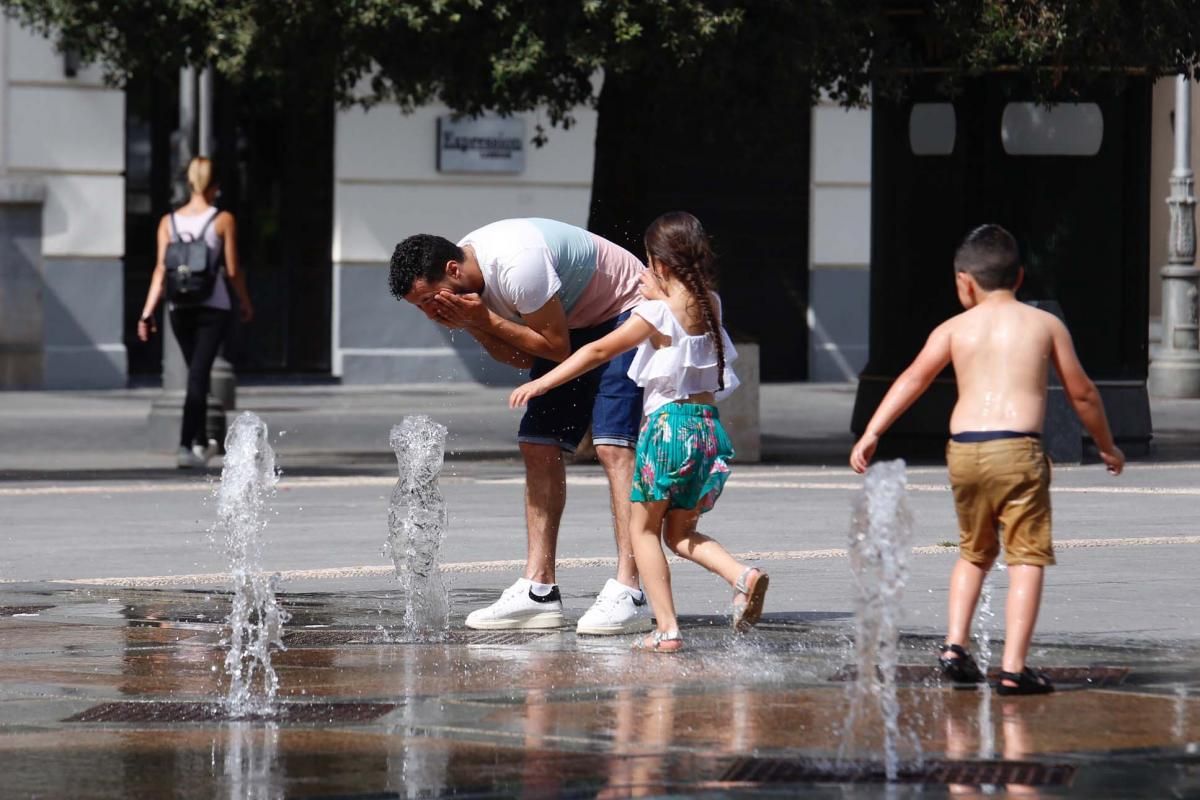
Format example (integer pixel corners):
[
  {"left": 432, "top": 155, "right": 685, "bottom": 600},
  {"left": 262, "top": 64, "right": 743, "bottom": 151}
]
[{"left": 458, "top": 218, "right": 644, "bottom": 329}]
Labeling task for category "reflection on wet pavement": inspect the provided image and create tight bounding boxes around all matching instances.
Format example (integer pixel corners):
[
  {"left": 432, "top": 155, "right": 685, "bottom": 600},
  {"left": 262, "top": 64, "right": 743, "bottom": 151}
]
[{"left": 1, "top": 586, "right": 1198, "bottom": 797}]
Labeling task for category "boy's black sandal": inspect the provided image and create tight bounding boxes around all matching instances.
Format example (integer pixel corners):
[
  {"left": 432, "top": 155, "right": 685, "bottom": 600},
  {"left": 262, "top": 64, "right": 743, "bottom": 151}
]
[
  {"left": 995, "top": 667, "right": 1055, "bottom": 696},
  {"left": 938, "top": 643, "right": 985, "bottom": 684}
]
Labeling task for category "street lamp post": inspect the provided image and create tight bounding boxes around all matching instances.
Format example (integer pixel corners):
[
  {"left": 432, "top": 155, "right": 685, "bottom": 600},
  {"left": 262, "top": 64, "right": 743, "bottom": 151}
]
[
  {"left": 199, "top": 65, "right": 238, "bottom": 415},
  {"left": 1149, "top": 75, "right": 1200, "bottom": 398}
]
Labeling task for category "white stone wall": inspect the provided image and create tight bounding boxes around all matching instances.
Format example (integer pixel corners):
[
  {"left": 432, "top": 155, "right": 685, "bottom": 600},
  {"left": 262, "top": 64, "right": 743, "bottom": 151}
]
[
  {"left": 0, "top": 18, "right": 126, "bottom": 388},
  {"left": 332, "top": 101, "right": 598, "bottom": 383},
  {"left": 808, "top": 98, "right": 872, "bottom": 382},
  {"left": 333, "top": 95, "right": 873, "bottom": 386}
]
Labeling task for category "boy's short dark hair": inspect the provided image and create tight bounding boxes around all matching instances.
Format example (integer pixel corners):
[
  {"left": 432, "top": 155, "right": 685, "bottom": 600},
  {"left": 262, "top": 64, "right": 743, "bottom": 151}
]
[
  {"left": 389, "top": 234, "right": 463, "bottom": 299},
  {"left": 954, "top": 224, "right": 1021, "bottom": 290}
]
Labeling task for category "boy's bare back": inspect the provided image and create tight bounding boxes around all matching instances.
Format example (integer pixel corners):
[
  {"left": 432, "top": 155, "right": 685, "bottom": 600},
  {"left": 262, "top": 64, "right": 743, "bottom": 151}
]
[
  {"left": 850, "top": 223, "right": 1122, "bottom": 476},
  {"left": 944, "top": 297, "right": 1059, "bottom": 435}
]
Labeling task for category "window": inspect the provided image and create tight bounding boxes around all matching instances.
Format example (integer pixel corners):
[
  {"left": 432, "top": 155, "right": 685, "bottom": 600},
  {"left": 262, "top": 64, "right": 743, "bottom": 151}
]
[
  {"left": 909, "top": 103, "right": 956, "bottom": 155},
  {"left": 1001, "top": 103, "right": 1103, "bottom": 156}
]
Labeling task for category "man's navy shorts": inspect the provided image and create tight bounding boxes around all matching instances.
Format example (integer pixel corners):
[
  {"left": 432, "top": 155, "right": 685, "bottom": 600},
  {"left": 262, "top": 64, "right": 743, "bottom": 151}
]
[{"left": 518, "top": 311, "right": 643, "bottom": 452}]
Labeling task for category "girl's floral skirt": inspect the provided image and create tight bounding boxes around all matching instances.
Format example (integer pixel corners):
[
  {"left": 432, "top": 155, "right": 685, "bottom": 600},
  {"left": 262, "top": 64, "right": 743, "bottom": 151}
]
[{"left": 631, "top": 403, "right": 735, "bottom": 513}]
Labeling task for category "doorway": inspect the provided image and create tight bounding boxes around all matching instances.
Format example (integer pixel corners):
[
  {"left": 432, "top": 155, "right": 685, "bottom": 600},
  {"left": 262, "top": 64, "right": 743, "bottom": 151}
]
[{"left": 123, "top": 70, "right": 335, "bottom": 380}]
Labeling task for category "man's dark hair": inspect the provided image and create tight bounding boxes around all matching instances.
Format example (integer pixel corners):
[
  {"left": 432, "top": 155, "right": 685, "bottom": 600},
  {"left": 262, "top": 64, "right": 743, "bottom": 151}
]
[
  {"left": 954, "top": 224, "right": 1021, "bottom": 290},
  {"left": 389, "top": 234, "right": 463, "bottom": 299}
]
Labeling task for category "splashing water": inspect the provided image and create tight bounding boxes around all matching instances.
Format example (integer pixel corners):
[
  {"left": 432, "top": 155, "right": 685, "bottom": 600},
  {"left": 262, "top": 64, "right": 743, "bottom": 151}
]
[
  {"left": 215, "top": 412, "right": 289, "bottom": 717},
  {"left": 840, "top": 459, "right": 918, "bottom": 781},
  {"left": 223, "top": 721, "right": 280, "bottom": 800},
  {"left": 975, "top": 562, "right": 1005, "bottom": 673},
  {"left": 390, "top": 653, "right": 451, "bottom": 797},
  {"left": 975, "top": 574, "right": 995, "bottom": 672},
  {"left": 974, "top": 566, "right": 1001, "bottom": 757},
  {"left": 385, "top": 416, "right": 450, "bottom": 640}
]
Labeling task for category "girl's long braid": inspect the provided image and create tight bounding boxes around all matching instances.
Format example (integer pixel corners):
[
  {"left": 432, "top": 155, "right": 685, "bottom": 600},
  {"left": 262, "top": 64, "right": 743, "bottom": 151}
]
[
  {"left": 676, "top": 257, "right": 725, "bottom": 391},
  {"left": 644, "top": 212, "right": 726, "bottom": 390}
]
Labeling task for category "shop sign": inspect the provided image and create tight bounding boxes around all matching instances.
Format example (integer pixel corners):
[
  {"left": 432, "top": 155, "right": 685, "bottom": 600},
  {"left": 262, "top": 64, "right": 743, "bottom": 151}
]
[{"left": 437, "top": 115, "right": 526, "bottom": 173}]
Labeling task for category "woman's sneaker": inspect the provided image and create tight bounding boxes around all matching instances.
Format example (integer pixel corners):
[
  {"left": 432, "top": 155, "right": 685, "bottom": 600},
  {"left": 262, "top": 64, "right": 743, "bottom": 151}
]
[
  {"left": 193, "top": 439, "right": 220, "bottom": 465},
  {"left": 176, "top": 446, "right": 206, "bottom": 469},
  {"left": 576, "top": 579, "right": 653, "bottom": 635},
  {"left": 464, "top": 578, "right": 567, "bottom": 630}
]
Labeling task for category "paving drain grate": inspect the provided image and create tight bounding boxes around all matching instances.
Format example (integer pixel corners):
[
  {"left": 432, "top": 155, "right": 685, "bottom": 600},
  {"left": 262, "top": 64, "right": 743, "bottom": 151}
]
[
  {"left": 283, "top": 629, "right": 385, "bottom": 647},
  {"left": 720, "top": 756, "right": 1077, "bottom": 786},
  {"left": 832, "top": 664, "right": 1130, "bottom": 687},
  {"left": 0, "top": 605, "right": 53, "bottom": 617},
  {"left": 446, "top": 630, "right": 561, "bottom": 646},
  {"left": 129, "top": 614, "right": 223, "bottom": 627},
  {"left": 64, "top": 701, "right": 398, "bottom": 724}
]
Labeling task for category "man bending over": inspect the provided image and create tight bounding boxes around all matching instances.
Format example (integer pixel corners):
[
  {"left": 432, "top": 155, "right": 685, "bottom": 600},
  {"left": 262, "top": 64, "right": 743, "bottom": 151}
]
[{"left": 390, "top": 218, "right": 650, "bottom": 635}]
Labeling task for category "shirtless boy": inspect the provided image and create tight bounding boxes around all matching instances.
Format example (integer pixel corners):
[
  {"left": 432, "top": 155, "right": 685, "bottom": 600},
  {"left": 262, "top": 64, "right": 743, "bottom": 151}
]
[{"left": 850, "top": 224, "right": 1124, "bottom": 696}]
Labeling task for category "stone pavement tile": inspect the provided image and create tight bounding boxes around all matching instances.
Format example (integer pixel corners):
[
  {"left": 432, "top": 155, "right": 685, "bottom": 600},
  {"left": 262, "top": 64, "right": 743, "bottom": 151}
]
[
  {"left": 459, "top": 685, "right": 1200, "bottom": 757},
  {"left": 0, "top": 728, "right": 736, "bottom": 799}
]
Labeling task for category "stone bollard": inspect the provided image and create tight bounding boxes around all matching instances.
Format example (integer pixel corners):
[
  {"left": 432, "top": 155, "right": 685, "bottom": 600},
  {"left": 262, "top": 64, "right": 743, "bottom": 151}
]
[
  {"left": 211, "top": 355, "right": 237, "bottom": 413},
  {"left": 1027, "top": 301, "right": 1082, "bottom": 463},
  {"left": 719, "top": 342, "right": 761, "bottom": 462}
]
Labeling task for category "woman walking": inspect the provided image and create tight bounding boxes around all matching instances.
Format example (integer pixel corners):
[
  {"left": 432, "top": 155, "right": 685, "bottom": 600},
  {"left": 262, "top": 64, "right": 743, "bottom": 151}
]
[{"left": 137, "top": 157, "right": 253, "bottom": 468}]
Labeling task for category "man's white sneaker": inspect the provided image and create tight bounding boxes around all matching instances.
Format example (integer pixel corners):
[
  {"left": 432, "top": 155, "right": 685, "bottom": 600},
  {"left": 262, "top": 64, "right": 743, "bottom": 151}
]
[
  {"left": 176, "top": 446, "right": 206, "bottom": 469},
  {"left": 576, "top": 579, "right": 653, "bottom": 635},
  {"left": 464, "top": 578, "right": 567, "bottom": 630}
]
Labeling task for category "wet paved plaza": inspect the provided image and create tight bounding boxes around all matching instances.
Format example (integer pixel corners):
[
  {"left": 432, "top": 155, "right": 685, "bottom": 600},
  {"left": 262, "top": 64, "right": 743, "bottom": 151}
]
[
  {"left": 1, "top": 585, "right": 1197, "bottom": 798},
  {"left": 3, "top": 386, "right": 1200, "bottom": 797}
]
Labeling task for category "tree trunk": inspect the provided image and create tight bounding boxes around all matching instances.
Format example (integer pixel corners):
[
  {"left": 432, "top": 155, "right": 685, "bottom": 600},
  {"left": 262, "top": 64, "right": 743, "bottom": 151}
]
[
  {"left": 587, "top": 70, "right": 652, "bottom": 257},
  {"left": 587, "top": 62, "right": 812, "bottom": 380}
]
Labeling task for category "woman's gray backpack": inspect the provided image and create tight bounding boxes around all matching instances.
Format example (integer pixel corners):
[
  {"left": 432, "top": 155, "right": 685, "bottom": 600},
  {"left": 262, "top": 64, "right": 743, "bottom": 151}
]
[{"left": 164, "top": 212, "right": 222, "bottom": 304}]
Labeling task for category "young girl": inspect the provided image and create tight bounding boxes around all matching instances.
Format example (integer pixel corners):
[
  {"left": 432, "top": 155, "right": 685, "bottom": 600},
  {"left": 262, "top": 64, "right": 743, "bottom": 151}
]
[{"left": 509, "top": 211, "right": 769, "bottom": 652}]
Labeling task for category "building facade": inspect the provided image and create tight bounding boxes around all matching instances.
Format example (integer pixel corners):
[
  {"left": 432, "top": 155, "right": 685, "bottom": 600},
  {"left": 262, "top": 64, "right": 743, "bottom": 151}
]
[
  {"left": 0, "top": 18, "right": 125, "bottom": 389},
  {"left": 808, "top": 96, "right": 873, "bottom": 381},
  {"left": 0, "top": 20, "right": 1195, "bottom": 392},
  {"left": 331, "top": 102, "right": 599, "bottom": 385}
]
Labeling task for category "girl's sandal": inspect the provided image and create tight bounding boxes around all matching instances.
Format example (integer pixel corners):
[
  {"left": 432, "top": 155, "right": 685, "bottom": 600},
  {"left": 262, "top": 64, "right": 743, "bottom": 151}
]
[
  {"left": 632, "top": 630, "right": 684, "bottom": 654},
  {"left": 732, "top": 567, "right": 769, "bottom": 632}
]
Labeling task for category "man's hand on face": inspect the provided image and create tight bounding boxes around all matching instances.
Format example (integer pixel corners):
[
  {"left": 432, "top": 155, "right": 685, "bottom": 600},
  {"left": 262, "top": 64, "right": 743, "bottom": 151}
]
[
  {"left": 431, "top": 291, "right": 489, "bottom": 328},
  {"left": 416, "top": 292, "right": 458, "bottom": 328}
]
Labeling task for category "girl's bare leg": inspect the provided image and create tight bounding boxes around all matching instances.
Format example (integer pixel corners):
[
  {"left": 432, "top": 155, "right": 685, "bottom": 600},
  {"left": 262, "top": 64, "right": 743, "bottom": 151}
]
[
  {"left": 663, "top": 508, "right": 745, "bottom": 586},
  {"left": 630, "top": 500, "right": 675, "bottom": 633}
]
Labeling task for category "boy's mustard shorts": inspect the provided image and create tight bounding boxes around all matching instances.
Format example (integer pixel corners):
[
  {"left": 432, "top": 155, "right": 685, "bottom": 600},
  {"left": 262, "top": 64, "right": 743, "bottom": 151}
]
[{"left": 945, "top": 437, "right": 1055, "bottom": 567}]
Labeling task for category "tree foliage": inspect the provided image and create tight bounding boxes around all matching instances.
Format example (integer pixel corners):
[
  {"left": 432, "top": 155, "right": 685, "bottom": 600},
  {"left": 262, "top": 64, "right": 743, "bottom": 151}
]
[{"left": 6, "top": 1, "right": 1200, "bottom": 127}]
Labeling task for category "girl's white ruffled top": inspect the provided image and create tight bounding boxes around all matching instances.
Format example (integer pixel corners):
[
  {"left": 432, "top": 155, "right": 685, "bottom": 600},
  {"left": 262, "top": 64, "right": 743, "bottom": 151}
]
[{"left": 627, "top": 296, "right": 740, "bottom": 416}]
